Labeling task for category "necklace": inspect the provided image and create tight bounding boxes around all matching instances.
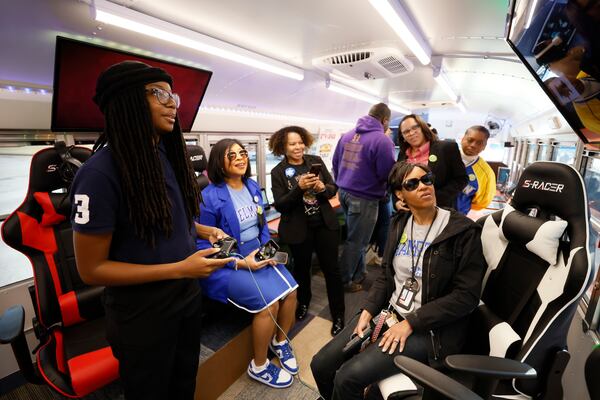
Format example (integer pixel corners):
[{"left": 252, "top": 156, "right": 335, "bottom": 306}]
[{"left": 406, "top": 207, "right": 438, "bottom": 291}]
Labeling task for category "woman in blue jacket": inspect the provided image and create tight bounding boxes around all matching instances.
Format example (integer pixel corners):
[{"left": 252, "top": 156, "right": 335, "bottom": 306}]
[{"left": 196, "top": 139, "right": 299, "bottom": 389}]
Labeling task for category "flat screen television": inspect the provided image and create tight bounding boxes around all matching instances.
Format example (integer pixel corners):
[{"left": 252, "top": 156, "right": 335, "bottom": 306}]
[
  {"left": 506, "top": 0, "right": 600, "bottom": 146},
  {"left": 51, "top": 36, "right": 212, "bottom": 132}
]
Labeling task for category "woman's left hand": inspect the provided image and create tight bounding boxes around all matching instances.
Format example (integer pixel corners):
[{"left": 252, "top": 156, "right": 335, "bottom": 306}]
[{"left": 379, "top": 320, "right": 413, "bottom": 354}]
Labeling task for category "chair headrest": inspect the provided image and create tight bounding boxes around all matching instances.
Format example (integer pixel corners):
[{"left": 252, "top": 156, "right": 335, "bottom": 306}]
[
  {"left": 28, "top": 145, "right": 92, "bottom": 194},
  {"left": 510, "top": 161, "right": 589, "bottom": 248},
  {"left": 187, "top": 145, "right": 207, "bottom": 173}
]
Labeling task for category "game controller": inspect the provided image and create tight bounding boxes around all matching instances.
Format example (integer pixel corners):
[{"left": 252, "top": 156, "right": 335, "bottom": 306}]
[{"left": 207, "top": 237, "right": 237, "bottom": 259}]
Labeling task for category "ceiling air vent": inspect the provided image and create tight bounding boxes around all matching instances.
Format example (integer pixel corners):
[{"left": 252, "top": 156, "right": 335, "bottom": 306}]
[
  {"left": 378, "top": 55, "right": 409, "bottom": 74},
  {"left": 324, "top": 52, "right": 372, "bottom": 65},
  {"left": 313, "top": 47, "right": 413, "bottom": 80}
]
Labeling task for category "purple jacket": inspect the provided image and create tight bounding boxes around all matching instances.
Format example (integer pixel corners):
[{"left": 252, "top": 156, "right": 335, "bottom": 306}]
[{"left": 332, "top": 115, "right": 396, "bottom": 200}]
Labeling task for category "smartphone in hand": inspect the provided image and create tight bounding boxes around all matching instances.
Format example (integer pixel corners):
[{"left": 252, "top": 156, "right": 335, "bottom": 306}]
[{"left": 309, "top": 163, "right": 322, "bottom": 176}]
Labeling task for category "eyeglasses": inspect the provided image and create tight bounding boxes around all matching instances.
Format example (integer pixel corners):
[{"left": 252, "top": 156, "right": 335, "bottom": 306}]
[
  {"left": 402, "top": 173, "right": 434, "bottom": 191},
  {"left": 226, "top": 149, "right": 249, "bottom": 161},
  {"left": 401, "top": 124, "right": 421, "bottom": 136},
  {"left": 146, "top": 87, "right": 181, "bottom": 108}
]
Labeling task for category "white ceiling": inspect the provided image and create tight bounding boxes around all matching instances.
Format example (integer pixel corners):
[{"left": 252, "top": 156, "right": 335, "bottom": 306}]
[{"left": 0, "top": 0, "right": 556, "bottom": 126}]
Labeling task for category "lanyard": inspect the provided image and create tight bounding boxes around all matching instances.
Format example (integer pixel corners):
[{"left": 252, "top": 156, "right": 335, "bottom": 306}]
[{"left": 409, "top": 208, "right": 438, "bottom": 282}]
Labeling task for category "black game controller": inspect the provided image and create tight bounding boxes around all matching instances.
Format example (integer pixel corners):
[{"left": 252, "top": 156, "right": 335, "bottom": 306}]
[{"left": 207, "top": 237, "right": 237, "bottom": 259}]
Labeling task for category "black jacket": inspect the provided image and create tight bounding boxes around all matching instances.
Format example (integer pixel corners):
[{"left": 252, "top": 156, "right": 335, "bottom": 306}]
[
  {"left": 364, "top": 209, "right": 485, "bottom": 366},
  {"left": 271, "top": 154, "right": 339, "bottom": 244},
  {"left": 397, "top": 140, "right": 468, "bottom": 208}
]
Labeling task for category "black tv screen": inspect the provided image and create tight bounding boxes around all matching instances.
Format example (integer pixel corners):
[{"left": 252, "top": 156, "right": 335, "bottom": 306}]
[
  {"left": 51, "top": 36, "right": 212, "bottom": 132},
  {"left": 506, "top": 0, "right": 600, "bottom": 145}
]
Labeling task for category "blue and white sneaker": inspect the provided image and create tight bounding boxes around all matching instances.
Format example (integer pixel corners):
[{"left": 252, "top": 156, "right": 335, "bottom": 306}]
[
  {"left": 247, "top": 360, "right": 293, "bottom": 388},
  {"left": 269, "top": 338, "right": 298, "bottom": 375}
]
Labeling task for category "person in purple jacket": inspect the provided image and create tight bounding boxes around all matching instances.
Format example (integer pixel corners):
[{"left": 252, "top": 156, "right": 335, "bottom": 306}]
[{"left": 332, "top": 103, "right": 396, "bottom": 292}]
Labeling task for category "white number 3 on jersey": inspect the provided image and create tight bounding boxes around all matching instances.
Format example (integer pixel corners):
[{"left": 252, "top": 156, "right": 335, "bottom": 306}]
[{"left": 74, "top": 194, "right": 90, "bottom": 224}]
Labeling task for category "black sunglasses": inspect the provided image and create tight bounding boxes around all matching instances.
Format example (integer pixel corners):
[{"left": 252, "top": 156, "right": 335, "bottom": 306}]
[{"left": 402, "top": 173, "right": 434, "bottom": 191}]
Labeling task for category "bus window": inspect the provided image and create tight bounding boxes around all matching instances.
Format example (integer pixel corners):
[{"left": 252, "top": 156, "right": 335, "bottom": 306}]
[
  {"left": 526, "top": 142, "right": 538, "bottom": 166},
  {"left": 264, "top": 137, "right": 283, "bottom": 200},
  {"left": 552, "top": 144, "right": 577, "bottom": 165},
  {"left": 583, "top": 156, "right": 600, "bottom": 302},
  {"left": 538, "top": 144, "right": 549, "bottom": 161}
]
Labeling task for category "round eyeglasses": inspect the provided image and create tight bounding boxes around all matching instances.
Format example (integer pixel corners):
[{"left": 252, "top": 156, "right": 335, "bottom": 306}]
[
  {"left": 146, "top": 87, "right": 180, "bottom": 109},
  {"left": 226, "top": 149, "right": 249, "bottom": 161}
]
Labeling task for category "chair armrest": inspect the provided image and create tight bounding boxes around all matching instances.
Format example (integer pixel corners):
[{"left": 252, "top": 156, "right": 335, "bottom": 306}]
[
  {"left": 394, "top": 355, "right": 483, "bottom": 400},
  {"left": 444, "top": 354, "right": 537, "bottom": 380},
  {"left": 0, "top": 305, "right": 41, "bottom": 383},
  {"left": 0, "top": 305, "right": 25, "bottom": 344}
]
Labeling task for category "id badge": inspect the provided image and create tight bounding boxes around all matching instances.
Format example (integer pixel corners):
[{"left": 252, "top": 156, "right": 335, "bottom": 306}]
[
  {"left": 385, "top": 312, "right": 399, "bottom": 328},
  {"left": 396, "top": 279, "right": 419, "bottom": 311}
]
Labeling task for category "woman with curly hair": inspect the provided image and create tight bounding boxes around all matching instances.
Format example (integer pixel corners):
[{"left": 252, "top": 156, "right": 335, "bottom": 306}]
[{"left": 269, "top": 126, "right": 345, "bottom": 336}]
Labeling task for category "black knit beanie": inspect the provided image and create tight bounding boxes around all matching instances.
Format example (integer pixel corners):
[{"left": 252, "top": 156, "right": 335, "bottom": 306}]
[{"left": 93, "top": 60, "right": 173, "bottom": 113}]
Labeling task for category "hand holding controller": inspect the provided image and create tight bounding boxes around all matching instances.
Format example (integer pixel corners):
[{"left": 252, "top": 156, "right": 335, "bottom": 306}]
[{"left": 207, "top": 237, "right": 237, "bottom": 259}]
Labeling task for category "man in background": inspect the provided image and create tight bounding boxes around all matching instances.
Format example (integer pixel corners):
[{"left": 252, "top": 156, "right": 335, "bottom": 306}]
[
  {"left": 332, "top": 103, "right": 396, "bottom": 292},
  {"left": 455, "top": 125, "right": 496, "bottom": 215}
]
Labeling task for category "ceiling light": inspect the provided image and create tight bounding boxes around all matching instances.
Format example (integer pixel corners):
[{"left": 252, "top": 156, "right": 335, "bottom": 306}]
[
  {"left": 327, "top": 81, "right": 381, "bottom": 104},
  {"left": 457, "top": 98, "right": 467, "bottom": 113},
  {"left": 94, "top": 0, "right": 304, "bottom": 81},
  {"left": 368, "top": 0, "right": 432, "bottom": 65},
  {"left": 433, "top": 70, "right": 458, "bottom": 102},
  {"left": 389, "top": 102, "right": 411, "bottom": 115}
]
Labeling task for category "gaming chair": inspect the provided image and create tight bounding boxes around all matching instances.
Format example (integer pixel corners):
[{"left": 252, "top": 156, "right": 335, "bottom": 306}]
[
  {"left": 187, "top": 144, "right": 209, "bottom": 191},
  {"left": 381, "top": 161, "right": 592, "bottom": 399},
  {"left": 0, "top": 143, "right": 119, "bottom": 397}
]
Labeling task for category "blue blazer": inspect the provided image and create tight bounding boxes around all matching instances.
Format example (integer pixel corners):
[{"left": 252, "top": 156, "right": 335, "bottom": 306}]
[{"left": 196, "top": 178, "right": 270, "bottom": 255}]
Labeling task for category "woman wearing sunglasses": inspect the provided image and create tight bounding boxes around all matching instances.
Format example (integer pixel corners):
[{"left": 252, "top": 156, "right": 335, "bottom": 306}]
[
  {"left": 195, "top": 138, "right": 299, "bottom": 389},
  {"left": 396, "top": 114, "right": 467, "bottom": 210},
  {"left": 311, "top": 162, "right": 485, "bottom": 400}
]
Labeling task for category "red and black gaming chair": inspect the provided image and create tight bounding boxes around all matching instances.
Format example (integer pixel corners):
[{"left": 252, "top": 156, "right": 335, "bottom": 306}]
[
  {"left": 385, "top": 161, "right": 593, "bottom": 400},
  {"left": 0, "top": 143, "right": 119, "bottom": 397}
]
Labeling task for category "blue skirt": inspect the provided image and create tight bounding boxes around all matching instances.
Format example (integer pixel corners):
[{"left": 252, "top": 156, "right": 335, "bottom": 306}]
[{"left": 199, "top": 238, "right": 298, "bottom": 313}]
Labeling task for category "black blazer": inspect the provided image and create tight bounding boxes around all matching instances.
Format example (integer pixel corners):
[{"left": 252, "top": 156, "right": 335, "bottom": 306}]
[
  {"left": 397, "top": 140, "right": 468, "bottom": 208},
  {"left": 271, "top": 154, "right": 339, "bottom": 244}
]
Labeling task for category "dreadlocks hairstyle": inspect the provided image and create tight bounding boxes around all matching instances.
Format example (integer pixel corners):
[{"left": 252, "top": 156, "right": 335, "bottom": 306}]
[
  {"left": 268, "top": 126, "right": 314, "bottom": 157},
  {"left": 93, "top": 61, "right": 200, "bottom": 247}
]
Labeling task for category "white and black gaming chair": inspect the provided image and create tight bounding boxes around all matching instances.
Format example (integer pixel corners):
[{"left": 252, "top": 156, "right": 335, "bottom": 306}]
[
  {"left": 0, "top": 143, "right": 119, "bottom": 397},
  {"left": 187, "top": 144, "right": 209, "bottom": 191},
  {"left": 383, "top": 161, "right": 592, "bottom": 400}
]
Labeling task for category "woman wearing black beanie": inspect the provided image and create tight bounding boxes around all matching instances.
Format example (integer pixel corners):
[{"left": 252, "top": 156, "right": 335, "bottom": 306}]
[{"left": 71, "top": 61, "right": 232, "bottom": 400}]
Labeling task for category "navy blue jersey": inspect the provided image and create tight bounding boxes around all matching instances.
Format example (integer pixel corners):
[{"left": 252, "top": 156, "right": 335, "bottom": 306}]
[{"left": 70, "top": 141, "right": 199, "bottom": 323}]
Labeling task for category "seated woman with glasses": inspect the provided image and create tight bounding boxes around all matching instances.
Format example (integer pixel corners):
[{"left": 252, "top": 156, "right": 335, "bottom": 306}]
[
  {"left": 395, "top": 114, "right": 467, "bottom": 210},
  {"left": 310, "top": 162, "right": 485, "bottom": 400},
  {"left": 195, "top": 138, "right": 299, "bottom": 389}
]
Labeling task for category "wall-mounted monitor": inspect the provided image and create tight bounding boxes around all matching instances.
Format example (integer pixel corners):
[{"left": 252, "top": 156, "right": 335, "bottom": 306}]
[
  {"left": 51, "top": 36, "right": 212, "bottom": 132},
  {"left": 506, "top": 0, "right": 600, "bottom": 146}
]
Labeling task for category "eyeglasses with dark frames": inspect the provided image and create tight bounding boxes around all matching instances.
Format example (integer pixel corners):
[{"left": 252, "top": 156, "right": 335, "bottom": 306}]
[
  {"left": 226, "top": 149, "right": 249, "bottom": 161},
  {"left": 146, "top": 87, "right": 181, "bottom": 109},
  {"left": 401, "top": 124, "right": 421, "bottom": 136},
  {"left": 402, "top": 173, "right": 434, "bottom": 191}
]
